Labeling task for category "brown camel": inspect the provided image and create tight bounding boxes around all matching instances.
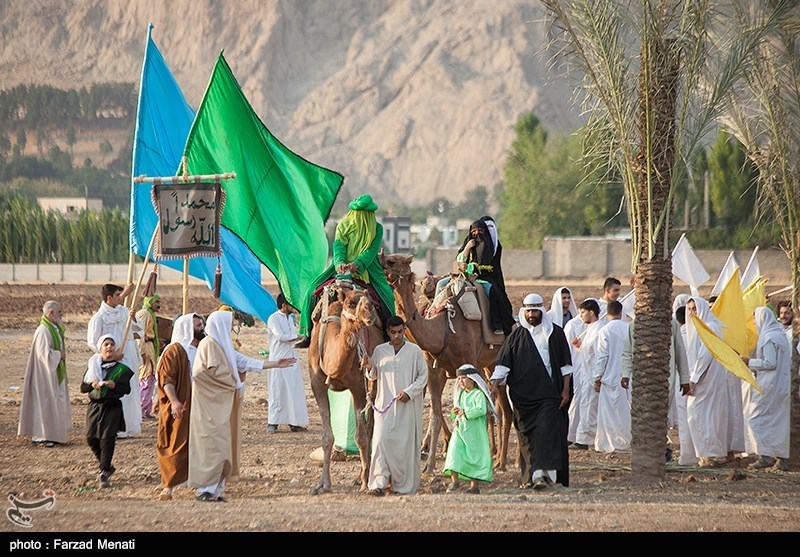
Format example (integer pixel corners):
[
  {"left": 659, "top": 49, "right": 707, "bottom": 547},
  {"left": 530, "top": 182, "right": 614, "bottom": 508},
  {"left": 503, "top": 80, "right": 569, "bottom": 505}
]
[
  {"left": 307, "top": 284, "right": 384, "bottom": 495},
  {"left": 380, "top": 252, "right": 514, "bottom": 474}
]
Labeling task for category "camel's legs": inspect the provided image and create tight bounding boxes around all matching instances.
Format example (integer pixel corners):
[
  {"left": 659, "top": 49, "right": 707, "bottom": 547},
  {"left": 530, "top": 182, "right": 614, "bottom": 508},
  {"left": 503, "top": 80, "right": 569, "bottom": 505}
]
[
  {"left": 493, "top": 387, "right": 513, "bottom": 472},
  {"left": 423, "top": 367, "right": 447, "bottom": 475},
  {"left": 351, "top": 388, "right": 373, "bottom": 492},
  {"left": 309, "top": 373, "right": 334, "bottom": 495}
]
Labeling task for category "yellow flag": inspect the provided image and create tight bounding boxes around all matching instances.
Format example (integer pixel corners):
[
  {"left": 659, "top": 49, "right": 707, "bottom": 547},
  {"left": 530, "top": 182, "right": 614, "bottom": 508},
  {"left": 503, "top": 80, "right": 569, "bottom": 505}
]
[
  {"left": 691, "top": 314, "right": 762, "bottom": 393},
  {"left": 742, "top": 276, "right": 767, "bottom": 354},
  {"left": 710, "top": 268, "right": 747, "bottom": 354}
]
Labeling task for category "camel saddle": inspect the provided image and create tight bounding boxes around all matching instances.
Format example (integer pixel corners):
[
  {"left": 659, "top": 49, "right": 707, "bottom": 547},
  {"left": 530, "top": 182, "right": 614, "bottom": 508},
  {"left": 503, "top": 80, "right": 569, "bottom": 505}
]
[{"left": 426, "top": 274, "right": 504, "bottom": 347}]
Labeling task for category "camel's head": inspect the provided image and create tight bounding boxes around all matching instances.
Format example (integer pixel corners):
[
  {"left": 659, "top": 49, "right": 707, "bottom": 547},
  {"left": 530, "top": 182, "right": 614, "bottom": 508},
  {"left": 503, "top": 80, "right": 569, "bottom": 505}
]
[
  {"left": 342, "top": 289, "right": 375, "bottom": 328},
  {"left": 420, "top": 272, "right": 439, "bottom": 300},
  {"left": 381, "top": 253, "right": 414, "bottom": 284}
]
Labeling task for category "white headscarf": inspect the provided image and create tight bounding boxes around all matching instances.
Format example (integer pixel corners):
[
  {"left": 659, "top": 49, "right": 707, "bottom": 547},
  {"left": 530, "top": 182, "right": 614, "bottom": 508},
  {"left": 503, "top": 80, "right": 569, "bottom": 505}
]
[
  {"left": 672, "top": 293, "right": 691, "bottom": 314},
  {"left": 204, "top": 310, "right": 243, "bottom": 391},
  {"left": 83, "top": 333, "right": 117, "bottom": 384},
  {"left": 685, "top": 296, "right": 724, "bottom": 371},
  {"left": 481, "top": 216, "right": 498, "bottom": 253},
  {"left": 519, "top": 293, "right": 553, "bottom": 337},
  {"left": 548, "top": 287, "right": 578, "bottom": 327},
  {"left": 452, "top": 364, "right": 498, "bottom": 422},
  {"left": 754, "top": 306, "right": 788, "bottom": 355},
  {"left": 170, "top": 313, "right": 196, "bottom": 355}
]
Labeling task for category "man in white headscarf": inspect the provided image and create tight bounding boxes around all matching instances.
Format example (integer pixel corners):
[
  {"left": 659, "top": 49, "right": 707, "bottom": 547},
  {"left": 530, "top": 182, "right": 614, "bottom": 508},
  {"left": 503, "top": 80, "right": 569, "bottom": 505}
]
[
  {"left": 189, "top": 310, "right": 295, "bottom": 502},
  {"left": 549, "top": 287, "right": 579, "bottom": 329},
  {"left": 741, "top": 307, "right": 791, "bottom": 471},
  {"left": 491, "top": 293, "right": 573, "bottom": 489},
  {"left": 87, "top": 283, "right": 142, "bottom": 438},
  {"left": 155, "top": 313, "right": 205, "bottom": 500},
  {"left": 592, "top": 300, "right": 631, "bottom": 453},
  {"left": 18, "top": 300, "right": 72, "bottom": 447},
  {"left": 685, "top": 297, "right": 731, "bottom": 467}
]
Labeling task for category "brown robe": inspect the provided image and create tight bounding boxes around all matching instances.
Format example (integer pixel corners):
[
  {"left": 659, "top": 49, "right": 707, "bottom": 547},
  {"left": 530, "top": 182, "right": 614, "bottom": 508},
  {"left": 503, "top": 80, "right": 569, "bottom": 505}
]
[
  {"left": 188, "top": 337, "right": 242, "bottom": 488},
  {"left": 156, "top": 343, "right": 192, "bottom": 488}
]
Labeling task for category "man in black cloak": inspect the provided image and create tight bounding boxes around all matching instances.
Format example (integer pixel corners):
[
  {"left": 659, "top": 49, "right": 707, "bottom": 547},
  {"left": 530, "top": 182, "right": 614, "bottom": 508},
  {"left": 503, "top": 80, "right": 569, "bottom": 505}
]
[
  {"left": 456, "top": 219, "right": 515, "bottom": 334},
  {"left": 490, "top": 293, "right": 573, "bottom": 489}
]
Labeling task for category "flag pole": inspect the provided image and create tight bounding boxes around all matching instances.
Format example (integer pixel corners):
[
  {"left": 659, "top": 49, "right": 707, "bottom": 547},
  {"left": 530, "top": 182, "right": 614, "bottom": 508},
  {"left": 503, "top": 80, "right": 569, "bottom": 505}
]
[
  {"left": 121, "top": 226, "right": 158, "bottom": 348},
  {"left": 124, "top": 252, "right": 136, "bottom": 308},
  {"left": 183, "top": 257, "right": 189, "bottom": 314}
]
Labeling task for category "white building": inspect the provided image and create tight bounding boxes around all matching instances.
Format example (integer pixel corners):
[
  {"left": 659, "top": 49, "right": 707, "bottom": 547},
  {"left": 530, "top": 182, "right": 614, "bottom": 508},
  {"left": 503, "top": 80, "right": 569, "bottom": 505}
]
[{"left": 38, "top": 197, "right": 103, "bottom": 217}]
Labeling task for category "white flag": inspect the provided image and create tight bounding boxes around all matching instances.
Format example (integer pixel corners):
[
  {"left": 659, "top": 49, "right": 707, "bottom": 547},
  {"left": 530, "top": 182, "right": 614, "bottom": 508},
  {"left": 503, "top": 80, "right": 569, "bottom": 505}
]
[
  {"left": 740, "top": 246, "right": 761, "bottom": 290},
  {"left": 711, "top": 251, "right": 740, "bottom": 297},
  {"left": 620, "top": 289, "right": 636, "bottom": 322},
  {"left": 671, "top": 233, "right": 710, "bottom": 295}
]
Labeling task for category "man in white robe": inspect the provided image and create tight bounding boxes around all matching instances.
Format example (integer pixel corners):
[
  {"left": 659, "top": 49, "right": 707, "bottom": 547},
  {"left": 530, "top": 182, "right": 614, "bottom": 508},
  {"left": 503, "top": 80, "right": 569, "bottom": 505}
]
[
  {"left": 365, "top": 316, "right": 428, "bottom": 496},
  {"left": 87, "top": 283, "right": 142, "bottom": 438},
  {"left": 266, "top": 293, "right": 308, "bottom": 433},
  {"left": 592, "top": 301, "right": 631, "bottom": 453},
  {"left": 189, "top": 310, "right": 294, "bottom": 501},
  {"left": 548, "top": 287, "right": 579, "bottom": 329},
  {"left": 572, "top": 298, "right": 601, "bottom": 450},
  {"left": 563, "top": 304, "right": 586, "bottom": 444},
  {"left": 742, "top": 307, "right": 791, "bottom": 471},
  {"left": 18, "top": 300, "right": 72, "bottom": 446},
  {"left": 621, "top": 294, "right": 689, "bottom": 461},
  {"left": 685, "top": 297, "right": 731, "bottom": 467},
  {"left": 597, "top": 277, "right": 622, "bottom": 322},
  {"left": 777, "top": 301, "right": 793, "bottom": 348}
]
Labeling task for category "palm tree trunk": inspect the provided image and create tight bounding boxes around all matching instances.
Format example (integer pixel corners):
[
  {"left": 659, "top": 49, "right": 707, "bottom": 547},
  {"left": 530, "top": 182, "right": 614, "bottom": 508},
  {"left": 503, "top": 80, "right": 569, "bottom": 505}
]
[
  {"left": 630, "top": 35, "right": 679, "bottom": 479},
  {"left": 790, "top": 243, "right": 799, "bottom": 469}
]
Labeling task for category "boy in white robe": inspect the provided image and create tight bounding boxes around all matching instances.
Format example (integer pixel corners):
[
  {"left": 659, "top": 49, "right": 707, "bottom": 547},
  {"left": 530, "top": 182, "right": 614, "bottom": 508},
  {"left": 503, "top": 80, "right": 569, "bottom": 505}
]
[
  {"left": 87, "top": 283, "right": 143, "bottom": 438},
  {"left": 592, "top": 301, "right": 631, "bottom": 453},
  {"left": 364, "top": 316, "right": 428, "bottom": 496}
]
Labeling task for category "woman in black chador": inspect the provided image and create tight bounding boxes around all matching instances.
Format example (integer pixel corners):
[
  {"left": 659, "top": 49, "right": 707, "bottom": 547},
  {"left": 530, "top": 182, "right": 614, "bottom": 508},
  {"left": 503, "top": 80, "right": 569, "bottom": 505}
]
[{"left": 456, "top": 218, "right": 515, "bottom": 335}]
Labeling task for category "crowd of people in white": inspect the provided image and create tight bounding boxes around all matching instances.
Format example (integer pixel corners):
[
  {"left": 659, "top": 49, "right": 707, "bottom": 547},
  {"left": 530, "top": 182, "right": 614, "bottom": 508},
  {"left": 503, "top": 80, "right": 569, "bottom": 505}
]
[{"left": 552, "top": 279, "right": 796, "bottom": 471}]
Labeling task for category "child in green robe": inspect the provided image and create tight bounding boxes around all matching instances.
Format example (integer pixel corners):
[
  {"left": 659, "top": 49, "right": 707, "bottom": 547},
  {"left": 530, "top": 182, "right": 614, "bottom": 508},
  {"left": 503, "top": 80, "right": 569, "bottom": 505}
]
[{"left": 443, "top": 364, "right": 497, "bottom": 494}]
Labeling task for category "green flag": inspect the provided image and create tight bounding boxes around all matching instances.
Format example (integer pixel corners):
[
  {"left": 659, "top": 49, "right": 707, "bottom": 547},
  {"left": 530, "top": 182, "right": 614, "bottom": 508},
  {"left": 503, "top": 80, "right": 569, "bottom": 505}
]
[{"left": 181, "top": 53, "right": 343, "bottom": 308}]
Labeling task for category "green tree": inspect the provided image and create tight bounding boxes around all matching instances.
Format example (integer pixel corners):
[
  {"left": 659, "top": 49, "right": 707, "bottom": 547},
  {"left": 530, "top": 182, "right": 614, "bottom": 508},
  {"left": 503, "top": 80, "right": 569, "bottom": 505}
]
[
  {"left": 15, "top": 128, "right": 26, "bottom": 154},
  {"left": 708, "top": 130, "right": 757, "bottom": 227},
  {"left": 99, "top": 140, "right": 113, "bottom": 163},
  {"left": 499, "top": 113, "right": 588, "bottom": 248},
  {"left": 722, "top": 8, "right": 800, "bottom": 467},
  {"left": 65, "top": 124, "right": 76, "bottom": 158},
  {"left": 543, "top": 0, "right": 792, "bottom": 479}
]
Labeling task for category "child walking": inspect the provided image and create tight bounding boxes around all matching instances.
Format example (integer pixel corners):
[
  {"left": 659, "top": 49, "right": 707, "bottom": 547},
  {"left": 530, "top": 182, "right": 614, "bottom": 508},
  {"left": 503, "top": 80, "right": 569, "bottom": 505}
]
[
  {"left": 443, "top": 364, "right": 497, "bottom": 494},
  {"left": 80, "top": 334, "right": 134, "bottom": 488}
]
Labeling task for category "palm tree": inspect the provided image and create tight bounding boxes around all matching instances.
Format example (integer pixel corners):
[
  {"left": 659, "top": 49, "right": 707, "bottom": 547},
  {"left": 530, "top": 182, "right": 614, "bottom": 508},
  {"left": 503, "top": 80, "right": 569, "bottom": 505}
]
[
  {"left": 541, "top": 0, "right": 795, "bottom": 478},
  {"left": 720, "top": 8, "right": 800, "bottom": 467}
]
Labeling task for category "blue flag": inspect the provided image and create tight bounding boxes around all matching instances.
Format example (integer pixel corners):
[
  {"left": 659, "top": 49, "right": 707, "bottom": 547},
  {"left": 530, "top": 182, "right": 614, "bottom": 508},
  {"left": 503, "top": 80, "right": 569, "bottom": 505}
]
[{"left": 130, "top": 24, "right": 277, "bottom": 322}]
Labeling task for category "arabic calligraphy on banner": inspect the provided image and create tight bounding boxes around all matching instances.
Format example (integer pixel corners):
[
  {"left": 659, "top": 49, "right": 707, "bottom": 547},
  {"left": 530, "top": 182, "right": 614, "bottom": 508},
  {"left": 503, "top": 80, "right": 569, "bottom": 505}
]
[{"left": 151, "top": 181, "right": 225, "bottom": 259}]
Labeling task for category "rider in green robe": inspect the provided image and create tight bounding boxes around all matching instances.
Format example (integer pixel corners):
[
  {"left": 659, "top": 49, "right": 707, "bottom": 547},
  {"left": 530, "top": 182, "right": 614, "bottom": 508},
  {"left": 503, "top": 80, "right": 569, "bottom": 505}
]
[{"left": 297, "top": 194, "right": 395, "bottom": 344}]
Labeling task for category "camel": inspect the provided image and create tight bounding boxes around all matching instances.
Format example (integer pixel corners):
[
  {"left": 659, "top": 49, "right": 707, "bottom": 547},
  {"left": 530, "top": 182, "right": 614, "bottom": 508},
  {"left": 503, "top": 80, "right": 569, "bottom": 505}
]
[
  {"left": 380, "top": 252, "right": 514, "bottom": 474},
  {"left": 307, "top": 283, "right": 384, "bottom": 495}
]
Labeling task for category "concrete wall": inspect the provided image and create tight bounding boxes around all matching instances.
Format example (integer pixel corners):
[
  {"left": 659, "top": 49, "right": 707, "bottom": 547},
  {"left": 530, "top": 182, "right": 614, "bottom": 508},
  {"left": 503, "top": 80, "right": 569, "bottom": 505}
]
[
  {"left": 0, "top": 240, "right": 792, "bottom": 285},
  {"left": 421, "top": 239, "right": 792, "bottom": 284}
]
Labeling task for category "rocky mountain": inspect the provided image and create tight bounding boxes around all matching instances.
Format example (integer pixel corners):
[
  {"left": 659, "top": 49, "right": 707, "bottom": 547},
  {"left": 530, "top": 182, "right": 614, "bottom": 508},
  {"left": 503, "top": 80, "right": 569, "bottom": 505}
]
[{"left": 0, "top": 0, "right": 582, "bottom": 208}]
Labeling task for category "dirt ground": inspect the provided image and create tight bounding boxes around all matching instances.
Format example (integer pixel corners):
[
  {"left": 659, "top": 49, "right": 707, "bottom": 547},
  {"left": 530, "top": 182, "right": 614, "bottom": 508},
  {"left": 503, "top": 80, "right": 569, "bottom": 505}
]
[{"left": 1, "top": 281, "right": 799, "bottom": 535}]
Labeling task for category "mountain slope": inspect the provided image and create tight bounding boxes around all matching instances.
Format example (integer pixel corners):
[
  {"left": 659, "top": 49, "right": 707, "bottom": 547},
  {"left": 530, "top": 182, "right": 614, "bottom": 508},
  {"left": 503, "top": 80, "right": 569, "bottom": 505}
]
[{"left": 0, "top": 0, "right": 581, "bottom": 207}]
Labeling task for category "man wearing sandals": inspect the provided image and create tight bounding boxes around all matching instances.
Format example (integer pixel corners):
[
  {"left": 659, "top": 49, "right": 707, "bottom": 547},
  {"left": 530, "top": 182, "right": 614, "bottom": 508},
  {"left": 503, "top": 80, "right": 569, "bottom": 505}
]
[
  {"left": 189, "top": 310, "right": 295, "bottom": 502},
  {"left": 363, "top": 316, "right": 428, "bottom": 496},
  {"left": 18, "top": 300, "right": 72, "bottom": 448}
]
